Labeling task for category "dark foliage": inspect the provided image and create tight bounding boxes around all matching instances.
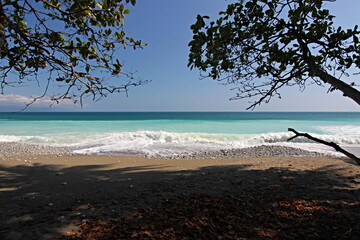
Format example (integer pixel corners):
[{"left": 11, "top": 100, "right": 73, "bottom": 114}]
[
  {"left": 188, "top": 0, "right": 360, "bottom": 109},
  {"left": 0, "top": 0, "right": 147, "bottom": 105}
]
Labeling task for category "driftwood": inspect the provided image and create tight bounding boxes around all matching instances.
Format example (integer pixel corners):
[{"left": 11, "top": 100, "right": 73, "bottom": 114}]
[{"left": 287, "top": 128, "right": 360, "bottom": 165}]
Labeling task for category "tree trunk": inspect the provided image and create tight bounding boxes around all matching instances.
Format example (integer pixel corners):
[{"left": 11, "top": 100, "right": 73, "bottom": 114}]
[
  {"left": 297, "top": 36, "right": 360, "bottom": 106},
  {"left": 307, "top": 60, "right": 360, "bottom": 106}
]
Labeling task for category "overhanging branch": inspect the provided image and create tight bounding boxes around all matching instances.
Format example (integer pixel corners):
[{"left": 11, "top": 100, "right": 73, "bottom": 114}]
[{"left": 287, "top": 128, "right": 360, "bottom": 165}]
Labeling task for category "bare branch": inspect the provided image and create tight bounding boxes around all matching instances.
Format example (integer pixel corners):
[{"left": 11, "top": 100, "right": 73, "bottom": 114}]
[{"left": 287, "top": 128, "right": 360, "bottom": 165}]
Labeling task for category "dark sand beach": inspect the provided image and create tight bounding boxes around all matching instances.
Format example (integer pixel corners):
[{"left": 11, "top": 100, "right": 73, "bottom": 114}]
[{"left": 1, "top": 143, "right": 359, "bottom": 239}]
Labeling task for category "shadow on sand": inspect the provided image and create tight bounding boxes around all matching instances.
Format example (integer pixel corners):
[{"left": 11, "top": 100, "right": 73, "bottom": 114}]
[{"left": 0, "top": 160, "right": 359, "bottom": 239}]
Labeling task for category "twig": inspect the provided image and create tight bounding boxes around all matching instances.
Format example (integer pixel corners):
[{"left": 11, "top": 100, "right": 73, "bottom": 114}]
[{"left": 287, "top": 128, "right": 360, "bottom": 165}]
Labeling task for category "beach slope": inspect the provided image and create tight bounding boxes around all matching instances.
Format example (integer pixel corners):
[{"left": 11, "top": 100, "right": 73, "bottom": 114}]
[{"left": 0, "top": 144, "right": 359, "bottom": 239}]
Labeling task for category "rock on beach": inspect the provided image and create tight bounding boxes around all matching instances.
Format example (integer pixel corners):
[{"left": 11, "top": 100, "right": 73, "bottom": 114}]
[
  {"left": 153, "top": 145, "right": 324, "bottom": 160},
  {"left": 0, "top": 142, "right": 71, "bottom": 159}
]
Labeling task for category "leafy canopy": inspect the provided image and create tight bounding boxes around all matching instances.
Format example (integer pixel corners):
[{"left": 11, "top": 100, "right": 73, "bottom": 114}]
[
  {"left": 0, "top": 0, "right": 147, "bottom": 105},
  {"left": 188, "top": 0, "right": 360, "bottom": 109}
]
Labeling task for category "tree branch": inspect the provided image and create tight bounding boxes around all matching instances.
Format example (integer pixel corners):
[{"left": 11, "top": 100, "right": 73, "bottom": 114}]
[
  {"left": 287, "top": 128, "right": 360, "bottom": 165},
  {"left": 0, "top": 0, "right": 7, "bottom": 48},
  {"left": 296, "top": 34, "right": 360, "bottom": 105}
]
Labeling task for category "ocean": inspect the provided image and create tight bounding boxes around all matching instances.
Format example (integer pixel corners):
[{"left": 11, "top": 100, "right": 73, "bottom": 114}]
[{"left": 0, "top": 112, "right": 359, "bottom": 157}]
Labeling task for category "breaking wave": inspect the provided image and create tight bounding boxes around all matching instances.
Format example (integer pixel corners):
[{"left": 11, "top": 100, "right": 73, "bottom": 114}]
[{"left": 1, "top": 130, "right": 359, "bottom": 157}]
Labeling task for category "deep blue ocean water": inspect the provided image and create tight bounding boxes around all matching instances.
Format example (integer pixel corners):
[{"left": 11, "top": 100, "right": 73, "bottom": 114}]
[{"left": 0, "top": 112, "right": 359, "bottom": 157}]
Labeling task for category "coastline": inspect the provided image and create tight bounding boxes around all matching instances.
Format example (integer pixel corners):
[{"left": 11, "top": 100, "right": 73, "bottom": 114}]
[
  {"left": 2, "top": 111, "right": 360, "bottom": 158},
  {"left": 0, "top": 142, "right": 325, "bottom": 160},
  {"left": 1, "top": 143, "right": 359, "bottom": 239}
]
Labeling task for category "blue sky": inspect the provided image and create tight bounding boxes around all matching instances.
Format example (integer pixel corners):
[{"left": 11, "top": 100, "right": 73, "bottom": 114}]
[{"left": 1, "top": 0, "right": 360, "bottom": 112}]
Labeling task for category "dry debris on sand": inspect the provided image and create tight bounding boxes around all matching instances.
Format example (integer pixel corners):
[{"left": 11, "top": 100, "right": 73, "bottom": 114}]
[
  {"left": 67, "top": 193, "right": 360, "bottom": 240},
  {"left": 0, "top": 144, "right": 359, "bottom": 240}
]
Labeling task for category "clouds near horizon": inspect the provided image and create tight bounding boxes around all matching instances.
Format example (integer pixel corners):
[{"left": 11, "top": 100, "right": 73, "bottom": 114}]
[{"left": 0, "top": 94, "right": 74, "bottom": 111}]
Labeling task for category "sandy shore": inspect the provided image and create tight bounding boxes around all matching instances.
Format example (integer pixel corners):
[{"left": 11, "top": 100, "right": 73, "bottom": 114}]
[{"left": 1, "top": 144, "right": 359, "bottom": 239}]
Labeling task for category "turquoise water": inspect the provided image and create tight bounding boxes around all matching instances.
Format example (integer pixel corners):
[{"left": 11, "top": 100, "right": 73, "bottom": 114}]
[{"left": 0, "top": 112, "right": 359, "bottom": 156}]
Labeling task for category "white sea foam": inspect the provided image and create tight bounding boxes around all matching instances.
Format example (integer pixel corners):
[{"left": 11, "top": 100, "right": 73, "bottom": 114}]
[
  {"left": 0, "top": 135, "right": 48, "bottom": 143},
  {"left": 316, "top": 125, "right": 360, "bottom": 136},
  {"left": 1, "top": 130, "right": 359, "bottom": 157}
]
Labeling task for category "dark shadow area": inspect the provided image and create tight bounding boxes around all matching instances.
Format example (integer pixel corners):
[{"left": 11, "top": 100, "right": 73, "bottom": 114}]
[{"left": 0, "top": 161, "right": 359, "bottom": 239}]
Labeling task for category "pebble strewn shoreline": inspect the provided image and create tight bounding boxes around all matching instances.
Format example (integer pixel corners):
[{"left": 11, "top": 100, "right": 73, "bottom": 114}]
[
  {"left": 0, "top": 142, "right": 324, "bottom": 161},
  {"left": 0, "top": 142, "right": 72, "bottom": 160},
  {"left": 157, "top": 145, "right": 324, "bottom": 160}
]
